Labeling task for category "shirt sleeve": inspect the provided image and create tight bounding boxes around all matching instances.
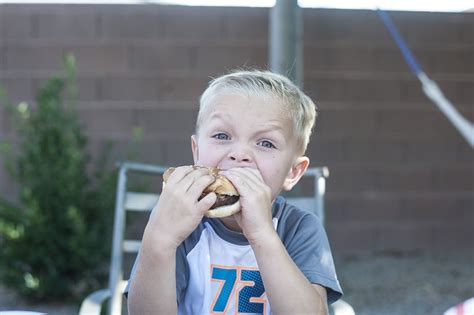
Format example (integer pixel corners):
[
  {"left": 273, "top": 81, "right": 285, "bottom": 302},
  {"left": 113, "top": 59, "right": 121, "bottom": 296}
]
[
  {"left": 278, "top": 205, "right": 343, "bottom": 304},
  {"left": 123, "top": 246, "right": 189, "bottom": 303},
  {"left": 175, "top": 243, "right": 189, "bottom": 303},
  {"left": 123, "top": 253, "right": 138, "bottom": 299}
]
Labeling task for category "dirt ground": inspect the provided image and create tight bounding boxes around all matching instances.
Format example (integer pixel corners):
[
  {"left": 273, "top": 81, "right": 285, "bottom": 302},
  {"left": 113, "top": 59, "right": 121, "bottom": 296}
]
[
  {"left": 0, "top": 249, "right": 472, "bottom": 315},
  {"left": 335, "top": 249, "right": 474, "bottom": 315}
]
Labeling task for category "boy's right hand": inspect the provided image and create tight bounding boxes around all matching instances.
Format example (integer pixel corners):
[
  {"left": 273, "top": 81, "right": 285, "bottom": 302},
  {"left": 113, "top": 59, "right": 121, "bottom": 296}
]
[{"left": 142, "top": 166, "right": 217, "bottom": 252}]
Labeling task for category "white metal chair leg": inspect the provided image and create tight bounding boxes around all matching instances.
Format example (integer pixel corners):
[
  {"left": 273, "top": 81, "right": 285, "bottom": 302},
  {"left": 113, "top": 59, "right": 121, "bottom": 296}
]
[
  {"left": 331, "top": 299, "right": 356, "bottom": 315},
  {"left": 78, "top": 288, "right": 112, "bottom": 315}
]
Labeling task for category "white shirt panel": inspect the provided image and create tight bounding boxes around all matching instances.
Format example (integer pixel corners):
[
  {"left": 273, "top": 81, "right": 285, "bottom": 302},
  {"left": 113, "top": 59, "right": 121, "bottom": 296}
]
[{"left": 178, "top": 222, "right": 272, "bottom": 315}]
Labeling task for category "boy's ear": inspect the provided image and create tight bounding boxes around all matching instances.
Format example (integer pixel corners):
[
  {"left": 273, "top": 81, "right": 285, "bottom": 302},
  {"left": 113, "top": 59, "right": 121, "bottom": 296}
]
[
  {"left": 191, "top": 135, "right": 199, "bottom": 164},
  {"left": 282, "top": 156, "right": 310, "bottom": 191}
]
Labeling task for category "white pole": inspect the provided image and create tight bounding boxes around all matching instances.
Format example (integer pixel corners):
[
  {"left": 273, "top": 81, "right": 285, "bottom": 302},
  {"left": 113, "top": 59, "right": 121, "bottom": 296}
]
[{"left": 418, "top": 73, "right": 474, "bottom": 148}]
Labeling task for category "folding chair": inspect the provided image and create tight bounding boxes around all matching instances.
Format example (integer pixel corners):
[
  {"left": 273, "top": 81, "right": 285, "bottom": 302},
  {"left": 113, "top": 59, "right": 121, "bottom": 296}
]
[
  {"left": 79, "top": 162, "right": 166, "bottom": 315},
  {"left": 79, "top": 161, "right": 353, "bottom": 315}
]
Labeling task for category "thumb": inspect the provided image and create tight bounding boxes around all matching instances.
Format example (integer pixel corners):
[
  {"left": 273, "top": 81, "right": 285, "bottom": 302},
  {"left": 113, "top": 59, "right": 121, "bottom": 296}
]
[{"left": 197, "top": 192, "right": 217, "bottom": 214}]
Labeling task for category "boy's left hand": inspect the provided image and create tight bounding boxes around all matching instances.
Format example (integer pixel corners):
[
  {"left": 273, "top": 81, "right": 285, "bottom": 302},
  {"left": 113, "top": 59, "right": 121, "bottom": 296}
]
[{"left": 221, "top": 168, "right": 275, "bottom": 244}]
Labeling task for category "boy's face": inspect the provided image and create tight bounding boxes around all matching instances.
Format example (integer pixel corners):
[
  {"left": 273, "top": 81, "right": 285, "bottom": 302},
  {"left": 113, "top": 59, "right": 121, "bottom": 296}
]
[{"left": 192, "top": 92, "right": 308, "bottom": 201}]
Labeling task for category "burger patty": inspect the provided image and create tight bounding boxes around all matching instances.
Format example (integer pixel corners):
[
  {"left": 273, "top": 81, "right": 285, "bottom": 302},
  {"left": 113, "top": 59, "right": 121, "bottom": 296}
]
[{"left": 199, "top": 194, "right": 239, "bottom": 209}]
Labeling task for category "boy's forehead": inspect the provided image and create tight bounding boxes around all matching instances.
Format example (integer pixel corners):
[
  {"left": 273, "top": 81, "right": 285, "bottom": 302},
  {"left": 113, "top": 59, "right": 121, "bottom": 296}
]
[
  {"left": 200, "top": 92, "right": 297, "bottom": 136},
  {"left": 203, "top": 92, "right": 289, "bottom": 117}
]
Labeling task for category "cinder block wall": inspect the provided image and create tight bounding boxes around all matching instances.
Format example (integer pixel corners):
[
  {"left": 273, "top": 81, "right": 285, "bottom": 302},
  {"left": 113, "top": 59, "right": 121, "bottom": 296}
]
[{"left": 0, "top": 4, "right": 472, "bottom": 252}]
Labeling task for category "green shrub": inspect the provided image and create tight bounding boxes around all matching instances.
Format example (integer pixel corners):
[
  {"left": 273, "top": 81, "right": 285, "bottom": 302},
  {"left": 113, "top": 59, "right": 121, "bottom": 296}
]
[{"left": 0, "top": 54, "right": 117, "bottom": 301}]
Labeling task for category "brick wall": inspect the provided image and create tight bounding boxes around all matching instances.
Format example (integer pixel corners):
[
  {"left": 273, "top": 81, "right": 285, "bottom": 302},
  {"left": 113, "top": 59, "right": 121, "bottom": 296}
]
[{"left": 0, "top": 4, "right": 472, "bottom": 251}]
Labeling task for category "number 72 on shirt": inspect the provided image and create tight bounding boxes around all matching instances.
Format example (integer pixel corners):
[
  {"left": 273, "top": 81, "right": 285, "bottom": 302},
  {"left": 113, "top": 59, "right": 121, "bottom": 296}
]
[{"left": 211, "top": 265, "right": 267, "bottom": 314}]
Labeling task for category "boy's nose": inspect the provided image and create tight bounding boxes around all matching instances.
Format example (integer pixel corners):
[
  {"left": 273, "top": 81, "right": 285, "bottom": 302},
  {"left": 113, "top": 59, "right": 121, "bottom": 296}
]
[
  {"left": 229, "top": 155, "right": 250, "bottom": 163},
  {"left": 227, "top": 146, "right": 253, "bottom": 164}
]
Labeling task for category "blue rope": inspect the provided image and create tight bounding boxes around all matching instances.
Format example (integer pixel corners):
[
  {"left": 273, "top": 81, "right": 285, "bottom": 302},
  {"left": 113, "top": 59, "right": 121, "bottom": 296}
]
[{"left": 376, "top": 8, "right": 422, "bottom": 76}]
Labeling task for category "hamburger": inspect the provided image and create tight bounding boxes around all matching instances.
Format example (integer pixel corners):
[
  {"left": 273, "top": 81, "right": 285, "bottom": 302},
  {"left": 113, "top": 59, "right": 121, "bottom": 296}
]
[{"left": 162, "top": 166, "right": 241, "bottom": 218}]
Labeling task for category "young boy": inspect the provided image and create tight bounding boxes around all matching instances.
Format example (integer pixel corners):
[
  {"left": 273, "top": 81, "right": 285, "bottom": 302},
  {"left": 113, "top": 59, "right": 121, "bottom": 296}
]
[{"left": 127, "top": 70, "right": 342, "bottom": 314}]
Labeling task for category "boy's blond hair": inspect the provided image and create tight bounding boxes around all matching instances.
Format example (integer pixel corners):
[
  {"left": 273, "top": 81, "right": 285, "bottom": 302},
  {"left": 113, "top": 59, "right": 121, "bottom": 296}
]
[{"left": 196, "top": 69, "right": 318, "bottom": 155}]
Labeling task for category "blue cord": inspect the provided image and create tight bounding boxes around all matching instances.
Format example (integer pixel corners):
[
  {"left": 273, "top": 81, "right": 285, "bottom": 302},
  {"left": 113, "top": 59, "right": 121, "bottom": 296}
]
[{"left": 376, "top": 8, "right": 422, "bottom": 76}]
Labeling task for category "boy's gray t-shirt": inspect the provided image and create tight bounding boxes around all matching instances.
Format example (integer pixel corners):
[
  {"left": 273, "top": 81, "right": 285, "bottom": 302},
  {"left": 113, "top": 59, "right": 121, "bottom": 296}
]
[{"left": 127, "top": 195, "right": 342, "bottom": 313}]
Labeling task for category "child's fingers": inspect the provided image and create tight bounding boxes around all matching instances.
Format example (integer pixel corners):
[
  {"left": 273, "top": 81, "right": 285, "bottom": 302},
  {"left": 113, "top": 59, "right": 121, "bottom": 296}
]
[
  {"left": 164, "top": 165, "right": 194, "bottom": 186},
  {"left": 196, "top": 192, "right": 217, "bottom": 213},
  {"left": 178, "top": 168, "right": 211, "bottom": 192},
  {"left": 187, "top": 174, "right": 215, "bottom": 197},
  {"left": 236, "top": 168, "right": 263, "bottom": 188},
  {"left": 221, "top": 171, "right": 247, "bottom": 194},
  {"left": 225, "top": 167, "right": 262, "bottom": 181},
  {"left": 222, "top": 168, "right": 264, "bottom": 192},
  {"left": 167, "top": 167, "right": 209, "bottom": 193}
]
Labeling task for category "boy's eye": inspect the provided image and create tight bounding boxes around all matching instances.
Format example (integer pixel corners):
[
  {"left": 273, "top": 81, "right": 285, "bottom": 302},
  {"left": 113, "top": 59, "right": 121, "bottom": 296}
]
[
  {"left": 258, "top": 140, "right": 276, "bottom": 149},
  {"left": 212, "top": 133, "right": 230, "bottom": 140}
]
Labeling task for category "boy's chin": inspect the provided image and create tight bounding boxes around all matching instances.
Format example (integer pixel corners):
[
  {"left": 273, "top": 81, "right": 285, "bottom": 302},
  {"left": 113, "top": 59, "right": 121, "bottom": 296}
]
[
  {"left": 218, "top": 215, "right": 242, "bottom": 232},
  {"left": 219, "top": 214, "right": 238, "bottom": 222}
]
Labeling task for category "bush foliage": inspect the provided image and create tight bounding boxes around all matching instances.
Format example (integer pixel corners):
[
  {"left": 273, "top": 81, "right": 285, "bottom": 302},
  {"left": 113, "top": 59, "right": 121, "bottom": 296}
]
[{"left": 0, "top": 55, "right": 117, "bottom": 301}]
